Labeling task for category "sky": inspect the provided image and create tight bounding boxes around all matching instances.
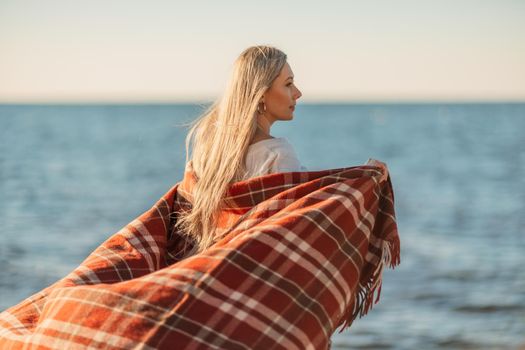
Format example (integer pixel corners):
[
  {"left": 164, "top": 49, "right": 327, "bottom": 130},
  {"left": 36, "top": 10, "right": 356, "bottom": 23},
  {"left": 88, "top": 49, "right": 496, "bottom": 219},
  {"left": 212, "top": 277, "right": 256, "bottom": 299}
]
[{"left": 0, "top": 0, "right": 524, "bottom": 103}]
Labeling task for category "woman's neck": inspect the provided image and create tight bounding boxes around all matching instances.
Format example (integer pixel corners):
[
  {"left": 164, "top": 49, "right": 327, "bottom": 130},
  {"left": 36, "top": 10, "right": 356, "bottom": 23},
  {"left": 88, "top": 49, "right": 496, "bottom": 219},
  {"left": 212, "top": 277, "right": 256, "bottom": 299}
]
[{"left": 251, "top": 130, "right": 274, "bottom": 144}]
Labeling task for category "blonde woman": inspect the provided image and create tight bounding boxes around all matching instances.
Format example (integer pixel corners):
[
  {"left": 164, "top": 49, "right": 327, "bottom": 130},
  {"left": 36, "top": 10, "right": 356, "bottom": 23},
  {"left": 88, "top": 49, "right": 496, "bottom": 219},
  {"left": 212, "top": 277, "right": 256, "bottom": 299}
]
[
  {"left": 174, "top": 45, "right": 307, "bottom": 258},
  {"left": 0, "top": 46, "right": 399, "bottom": 350},
  {"left": 0, "top": 47, "right": 398, "bottom": 347}
]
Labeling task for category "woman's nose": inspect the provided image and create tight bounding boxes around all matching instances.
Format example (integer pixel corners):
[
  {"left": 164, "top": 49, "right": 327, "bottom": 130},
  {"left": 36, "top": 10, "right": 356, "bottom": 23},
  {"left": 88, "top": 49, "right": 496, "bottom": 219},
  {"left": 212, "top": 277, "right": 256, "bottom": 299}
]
[{"left": 295, "top": 87, "right": 302, "bottom": 100}]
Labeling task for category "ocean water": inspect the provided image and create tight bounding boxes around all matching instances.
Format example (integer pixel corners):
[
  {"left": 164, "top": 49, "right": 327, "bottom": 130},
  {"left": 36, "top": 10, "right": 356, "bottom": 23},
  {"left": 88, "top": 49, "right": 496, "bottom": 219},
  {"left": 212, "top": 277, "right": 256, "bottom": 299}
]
[{"left": 0, "top": 103, "right": 524, "bottom": 349}]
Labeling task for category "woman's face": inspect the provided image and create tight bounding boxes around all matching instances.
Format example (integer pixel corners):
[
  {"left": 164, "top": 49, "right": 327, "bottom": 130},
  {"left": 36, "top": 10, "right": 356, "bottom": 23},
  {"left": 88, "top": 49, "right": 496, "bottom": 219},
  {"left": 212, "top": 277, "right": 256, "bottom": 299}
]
[{"left": 262, "top": 62, "right": 302, "bottom": 122}]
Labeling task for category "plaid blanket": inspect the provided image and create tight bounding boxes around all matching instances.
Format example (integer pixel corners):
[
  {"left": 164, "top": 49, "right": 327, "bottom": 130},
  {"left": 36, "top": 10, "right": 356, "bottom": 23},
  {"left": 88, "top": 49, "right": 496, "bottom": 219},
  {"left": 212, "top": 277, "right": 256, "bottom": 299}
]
[{"left": 0, "top": 159, "right": 400, "bottom": 350}]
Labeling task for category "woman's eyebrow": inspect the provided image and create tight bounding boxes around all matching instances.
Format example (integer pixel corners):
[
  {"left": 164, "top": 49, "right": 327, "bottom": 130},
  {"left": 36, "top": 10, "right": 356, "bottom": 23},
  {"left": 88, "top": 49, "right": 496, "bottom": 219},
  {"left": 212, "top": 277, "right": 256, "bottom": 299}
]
[{"left": 286, "top": 76, "right": 294, "bottom": 81}]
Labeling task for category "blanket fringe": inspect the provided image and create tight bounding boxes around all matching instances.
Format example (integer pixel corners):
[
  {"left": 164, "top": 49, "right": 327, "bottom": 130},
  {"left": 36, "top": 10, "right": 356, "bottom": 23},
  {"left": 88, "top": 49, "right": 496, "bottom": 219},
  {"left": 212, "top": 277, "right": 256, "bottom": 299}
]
[{"left": 338, "top": 235, "right": 400, "bottom": 333}]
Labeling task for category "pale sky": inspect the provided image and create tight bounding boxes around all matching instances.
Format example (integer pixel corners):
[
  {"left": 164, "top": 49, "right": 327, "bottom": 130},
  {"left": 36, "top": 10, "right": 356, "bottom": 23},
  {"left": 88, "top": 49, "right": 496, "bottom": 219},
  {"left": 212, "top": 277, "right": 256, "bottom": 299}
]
[{"left": 1, "top": 0, "right": 524, "bottom": 103}]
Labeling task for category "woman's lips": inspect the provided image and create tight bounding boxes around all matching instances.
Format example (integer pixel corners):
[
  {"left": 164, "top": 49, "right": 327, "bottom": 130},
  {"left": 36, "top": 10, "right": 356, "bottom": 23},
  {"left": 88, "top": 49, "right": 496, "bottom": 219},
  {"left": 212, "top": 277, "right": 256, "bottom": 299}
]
[{"left": 290, "top": 106, "right": 295, "bottom": 111}]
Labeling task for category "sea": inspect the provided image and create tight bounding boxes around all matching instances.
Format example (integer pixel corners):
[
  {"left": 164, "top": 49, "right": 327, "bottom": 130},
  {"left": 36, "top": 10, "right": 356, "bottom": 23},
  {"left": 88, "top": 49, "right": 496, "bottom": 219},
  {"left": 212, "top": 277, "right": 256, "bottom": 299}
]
[{"left": 0, "top": 103, "right": 524, "bottom": 349}]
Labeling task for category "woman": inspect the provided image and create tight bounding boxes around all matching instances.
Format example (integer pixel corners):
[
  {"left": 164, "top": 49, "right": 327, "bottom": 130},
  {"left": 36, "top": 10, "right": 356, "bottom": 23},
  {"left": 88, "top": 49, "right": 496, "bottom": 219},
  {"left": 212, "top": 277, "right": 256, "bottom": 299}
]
[
  {"left": 0, "top": 48, "right": 399, "bottom": 350},
  {"left": 174, "top": 45, "right": 307, "bottom": 257}
]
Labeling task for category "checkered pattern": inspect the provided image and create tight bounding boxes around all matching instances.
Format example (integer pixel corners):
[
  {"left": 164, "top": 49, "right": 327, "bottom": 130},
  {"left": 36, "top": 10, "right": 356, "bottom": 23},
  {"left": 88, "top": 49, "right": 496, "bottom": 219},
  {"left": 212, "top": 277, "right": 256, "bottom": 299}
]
[{"left": 0, "top": 159, "right": 400, "bottom": 349}]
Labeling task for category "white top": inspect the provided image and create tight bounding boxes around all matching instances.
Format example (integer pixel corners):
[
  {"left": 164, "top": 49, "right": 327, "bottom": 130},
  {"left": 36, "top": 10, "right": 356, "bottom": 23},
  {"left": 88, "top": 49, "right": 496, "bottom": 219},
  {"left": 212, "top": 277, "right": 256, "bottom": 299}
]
[{"left": 243, "top": 137, "right": 307, "bottom": 180}]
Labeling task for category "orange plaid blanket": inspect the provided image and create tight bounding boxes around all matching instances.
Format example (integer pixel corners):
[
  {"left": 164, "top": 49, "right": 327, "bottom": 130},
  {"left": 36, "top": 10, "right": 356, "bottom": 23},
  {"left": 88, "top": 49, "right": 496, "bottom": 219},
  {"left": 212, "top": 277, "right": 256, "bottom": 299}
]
[{"left": 0, "top": 159, "right": 400, "bottom": 349}]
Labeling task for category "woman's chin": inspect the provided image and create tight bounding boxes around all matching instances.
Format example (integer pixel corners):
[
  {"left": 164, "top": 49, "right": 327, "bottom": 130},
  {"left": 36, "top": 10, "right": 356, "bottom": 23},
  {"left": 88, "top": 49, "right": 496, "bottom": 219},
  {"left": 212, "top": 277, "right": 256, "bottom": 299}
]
[{"left": 278, "top": 110, "right": 294, "bottom": 120}]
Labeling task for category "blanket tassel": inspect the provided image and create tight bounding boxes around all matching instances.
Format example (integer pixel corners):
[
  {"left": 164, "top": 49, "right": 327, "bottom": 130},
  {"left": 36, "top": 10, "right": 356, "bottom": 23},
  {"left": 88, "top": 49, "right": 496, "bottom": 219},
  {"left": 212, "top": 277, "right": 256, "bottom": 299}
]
[{"left": 338, "top": 235, "right": 400, "bottom": 333}]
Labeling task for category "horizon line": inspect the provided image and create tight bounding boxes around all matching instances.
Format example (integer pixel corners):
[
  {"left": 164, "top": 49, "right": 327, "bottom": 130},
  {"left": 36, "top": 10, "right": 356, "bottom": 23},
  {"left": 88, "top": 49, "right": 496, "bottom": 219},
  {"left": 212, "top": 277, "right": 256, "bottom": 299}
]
[{"left": 1, "top": 98, "right": 524, "bottom": 105}]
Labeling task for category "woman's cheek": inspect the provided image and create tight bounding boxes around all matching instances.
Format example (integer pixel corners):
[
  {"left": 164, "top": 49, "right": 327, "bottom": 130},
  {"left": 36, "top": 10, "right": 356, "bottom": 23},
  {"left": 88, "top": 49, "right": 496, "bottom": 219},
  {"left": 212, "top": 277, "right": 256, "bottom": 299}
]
[{"left": 280, "top": 88, "right": 290, "bottom": 103}]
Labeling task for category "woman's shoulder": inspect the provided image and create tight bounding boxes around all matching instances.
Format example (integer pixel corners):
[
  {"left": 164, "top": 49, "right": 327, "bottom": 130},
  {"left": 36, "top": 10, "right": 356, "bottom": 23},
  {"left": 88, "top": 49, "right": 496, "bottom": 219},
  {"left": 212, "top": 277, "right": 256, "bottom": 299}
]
[{"left": 244, "top": 136, "right": 306, "bottom": 177}]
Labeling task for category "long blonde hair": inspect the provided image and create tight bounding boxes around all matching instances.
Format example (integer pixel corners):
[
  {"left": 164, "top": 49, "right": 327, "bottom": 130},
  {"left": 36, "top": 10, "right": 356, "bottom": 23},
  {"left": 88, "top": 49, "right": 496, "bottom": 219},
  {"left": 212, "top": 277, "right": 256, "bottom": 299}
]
[{"left": 172, "top": 45, "right": 288, "bottom": 258}]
